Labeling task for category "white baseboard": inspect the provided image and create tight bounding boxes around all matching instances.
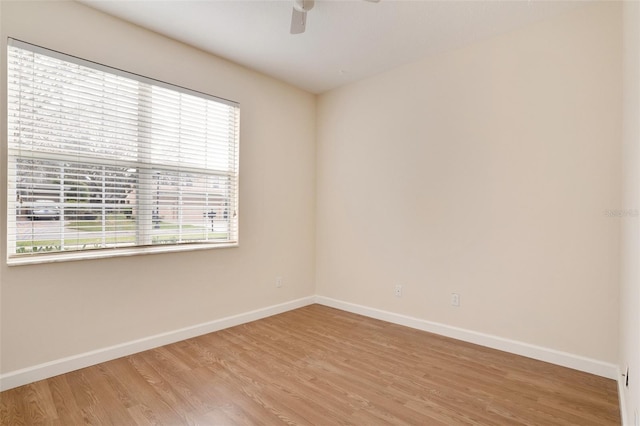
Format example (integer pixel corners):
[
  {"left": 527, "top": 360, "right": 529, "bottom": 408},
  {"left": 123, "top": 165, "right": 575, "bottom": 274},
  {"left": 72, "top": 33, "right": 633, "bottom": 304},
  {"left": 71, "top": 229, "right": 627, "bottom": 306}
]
[
  {"left": 315, "top": 296, "right": 619, "bottom": 380},
  {"left": 0, "top": 296, "right": 315, "bottom": 392},
  {"left": 0, "top": 295, "right": 619, "bottom": 393},
  {"left": 618, "top": 367, "right": 629, "bottom": 426}
]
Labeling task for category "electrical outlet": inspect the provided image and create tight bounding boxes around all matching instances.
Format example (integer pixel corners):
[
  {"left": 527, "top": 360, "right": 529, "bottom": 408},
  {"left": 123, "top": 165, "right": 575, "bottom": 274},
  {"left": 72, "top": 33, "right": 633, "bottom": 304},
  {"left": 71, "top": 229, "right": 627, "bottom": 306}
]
[
  {"left": 394, "top": 284, "right": 403, "bottom": 297},
  {"left": 451, "top": 293, "right": 460, "bottom": 307},
  {"left": 276, "top": 276, "right": 283, "bottom": 288}
]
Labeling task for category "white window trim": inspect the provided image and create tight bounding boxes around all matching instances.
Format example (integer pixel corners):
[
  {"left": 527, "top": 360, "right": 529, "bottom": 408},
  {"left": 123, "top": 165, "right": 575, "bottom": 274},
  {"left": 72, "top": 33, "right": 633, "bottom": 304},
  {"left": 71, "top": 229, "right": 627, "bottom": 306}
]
[{"left": 8, "top": 242, "right": 239, "bottom": 266}]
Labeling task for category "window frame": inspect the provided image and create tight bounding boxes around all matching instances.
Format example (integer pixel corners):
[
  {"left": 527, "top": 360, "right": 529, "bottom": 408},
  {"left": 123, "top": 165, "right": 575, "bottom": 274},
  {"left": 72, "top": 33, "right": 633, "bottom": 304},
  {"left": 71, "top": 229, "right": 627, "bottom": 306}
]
[{"left": 6, "top": 39, "right": 240, "bottom": 266}]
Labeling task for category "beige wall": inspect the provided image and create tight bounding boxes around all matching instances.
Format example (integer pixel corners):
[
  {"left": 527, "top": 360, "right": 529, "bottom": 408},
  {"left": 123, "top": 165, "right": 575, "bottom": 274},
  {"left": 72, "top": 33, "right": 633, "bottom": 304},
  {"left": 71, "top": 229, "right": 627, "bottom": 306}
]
[
  {"left": 317, "top": 2, "right": 622, "bottom": 363},
  {"left": 0, "top": 0, "right": 629, "bottom": 394},
  {"left": 0, "top": 1, "right": 317, "bottom": 373},
  {"left": 620, "top": 1, "right": 640, "bottom": 423}
]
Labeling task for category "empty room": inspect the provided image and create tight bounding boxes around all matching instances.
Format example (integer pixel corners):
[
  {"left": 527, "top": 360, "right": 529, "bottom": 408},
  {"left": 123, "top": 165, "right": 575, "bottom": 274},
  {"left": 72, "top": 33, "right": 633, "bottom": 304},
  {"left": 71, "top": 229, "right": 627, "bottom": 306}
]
[{"left": 0, "top": 0, "right": 638, "bottom": 424}]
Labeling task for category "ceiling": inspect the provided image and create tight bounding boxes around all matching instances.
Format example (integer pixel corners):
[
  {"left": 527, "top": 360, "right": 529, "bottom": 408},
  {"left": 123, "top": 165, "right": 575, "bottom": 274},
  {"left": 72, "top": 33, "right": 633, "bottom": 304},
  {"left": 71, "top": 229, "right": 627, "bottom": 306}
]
[{"left": 81, "top": 0, "right": 585, "bottom": 94}]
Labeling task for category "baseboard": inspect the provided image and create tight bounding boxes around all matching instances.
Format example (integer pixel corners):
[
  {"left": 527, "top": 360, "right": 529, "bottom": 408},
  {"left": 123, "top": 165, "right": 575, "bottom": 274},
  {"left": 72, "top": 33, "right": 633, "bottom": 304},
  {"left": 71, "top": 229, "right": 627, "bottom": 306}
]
[
  {"left": 618, "top": 367, "right": 629, "bottom": 426},
  {"left": 0, "top": 295, "right": 619, "bottom": 392},
  {"left": 0, "top": 296, "right": 315, "bottom": 392},
  {"left": 315, "top": 296, "right": 618, "bottom": 380}
]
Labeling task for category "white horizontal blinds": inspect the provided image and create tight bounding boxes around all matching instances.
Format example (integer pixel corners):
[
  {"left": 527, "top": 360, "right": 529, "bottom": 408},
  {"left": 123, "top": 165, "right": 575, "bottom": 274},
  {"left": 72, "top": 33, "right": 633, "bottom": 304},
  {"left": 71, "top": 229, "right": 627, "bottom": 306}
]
[
  {"left": 140, "top": 87, "right": 239, "bottom": 244},
  {"left": 7, "top": 43, "right": 140, "bottom": 163},
  {"left": 7, "top": 39, "right": 240, "bottom": 259}
]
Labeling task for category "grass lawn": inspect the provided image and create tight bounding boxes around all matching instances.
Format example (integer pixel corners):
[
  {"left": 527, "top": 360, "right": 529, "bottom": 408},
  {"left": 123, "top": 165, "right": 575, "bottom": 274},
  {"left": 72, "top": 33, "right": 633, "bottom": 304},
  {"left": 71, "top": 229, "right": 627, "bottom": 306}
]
[
  {"left": 15, "top": 215, "right": 229, "bottom": 254},
  {"left": 17, "top": 234, "right": 228, "bottom": 253},
  {"left": 66, "top": 215, "right": 202, "bottom": 232}
]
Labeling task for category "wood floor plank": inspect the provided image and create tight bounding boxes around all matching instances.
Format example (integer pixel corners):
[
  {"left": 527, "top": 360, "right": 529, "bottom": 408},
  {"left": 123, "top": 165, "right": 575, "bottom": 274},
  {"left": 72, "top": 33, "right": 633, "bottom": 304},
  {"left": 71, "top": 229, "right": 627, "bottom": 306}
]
[
  {"left": 101, "top": 357, "right": 186, "bottom": 424},
  {"left": 0, "top": 386, "right": 26, "bottom": 426},
  {"left": 46, "top": 375, "right": 89, "bottom": 425},
  {"left": 0, "top": 304, "right": 620, "bottom": 425}
]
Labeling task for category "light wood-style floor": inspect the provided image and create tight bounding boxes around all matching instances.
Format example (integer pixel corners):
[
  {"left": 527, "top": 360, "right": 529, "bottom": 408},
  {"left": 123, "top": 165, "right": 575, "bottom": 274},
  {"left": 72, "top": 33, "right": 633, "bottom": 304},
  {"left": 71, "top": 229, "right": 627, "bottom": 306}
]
[{"left": 0, "top": 304, "right": 620, "bottom": 425}]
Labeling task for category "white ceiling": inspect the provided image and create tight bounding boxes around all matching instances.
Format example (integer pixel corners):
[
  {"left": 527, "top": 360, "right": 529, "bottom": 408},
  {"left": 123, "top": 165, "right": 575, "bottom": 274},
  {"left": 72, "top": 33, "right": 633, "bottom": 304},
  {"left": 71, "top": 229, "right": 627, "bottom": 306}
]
[{"left": 81, "top": 0, "right": 585, "bottom": 94}]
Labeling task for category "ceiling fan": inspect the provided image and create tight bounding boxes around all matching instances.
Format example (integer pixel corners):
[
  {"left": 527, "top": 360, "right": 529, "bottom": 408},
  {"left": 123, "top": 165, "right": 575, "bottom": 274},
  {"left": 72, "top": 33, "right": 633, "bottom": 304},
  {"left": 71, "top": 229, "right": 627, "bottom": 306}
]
[{"left": 290, "top": 0, "right": 380, "bottom": 35}]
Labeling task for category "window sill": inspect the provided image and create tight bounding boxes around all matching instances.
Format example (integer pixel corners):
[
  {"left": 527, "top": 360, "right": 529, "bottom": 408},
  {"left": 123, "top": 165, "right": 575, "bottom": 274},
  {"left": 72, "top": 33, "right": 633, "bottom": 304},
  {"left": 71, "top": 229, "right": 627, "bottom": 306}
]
[{"left": 7, "top": 242, "right": 239, "bottom": 266}]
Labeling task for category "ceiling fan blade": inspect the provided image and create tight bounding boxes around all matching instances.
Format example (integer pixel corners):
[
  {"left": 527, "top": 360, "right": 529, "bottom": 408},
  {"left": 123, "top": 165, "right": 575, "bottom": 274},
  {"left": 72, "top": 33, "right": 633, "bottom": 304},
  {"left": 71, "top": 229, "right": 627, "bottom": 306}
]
[{"left": 290, "top": 8, "right": 306, "bottom": 34}]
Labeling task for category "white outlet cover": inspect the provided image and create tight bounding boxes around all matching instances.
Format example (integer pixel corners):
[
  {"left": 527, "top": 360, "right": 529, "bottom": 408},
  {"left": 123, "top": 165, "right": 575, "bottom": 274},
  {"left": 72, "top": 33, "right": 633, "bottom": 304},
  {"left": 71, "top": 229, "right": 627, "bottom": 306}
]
[
  {"left": 451, "top": 293, "right": 460, "bottom": 307},
  {"left": 394, "top": 285, "right": 403, "bottom": 297}
]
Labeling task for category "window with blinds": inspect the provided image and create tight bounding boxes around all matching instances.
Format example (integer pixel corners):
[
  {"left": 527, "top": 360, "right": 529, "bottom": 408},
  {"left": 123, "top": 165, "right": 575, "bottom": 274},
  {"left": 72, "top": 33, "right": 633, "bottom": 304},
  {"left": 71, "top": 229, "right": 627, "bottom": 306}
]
[{"left": 7, "top": 39, "right": 240, "bottom": 264}]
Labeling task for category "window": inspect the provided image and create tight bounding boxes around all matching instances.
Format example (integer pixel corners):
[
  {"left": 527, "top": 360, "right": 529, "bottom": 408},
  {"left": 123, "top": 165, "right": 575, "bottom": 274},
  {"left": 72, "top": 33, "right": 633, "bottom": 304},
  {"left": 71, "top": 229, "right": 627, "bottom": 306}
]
[{"left": 7, "top": 39, "right": 240, "bottom": 264}]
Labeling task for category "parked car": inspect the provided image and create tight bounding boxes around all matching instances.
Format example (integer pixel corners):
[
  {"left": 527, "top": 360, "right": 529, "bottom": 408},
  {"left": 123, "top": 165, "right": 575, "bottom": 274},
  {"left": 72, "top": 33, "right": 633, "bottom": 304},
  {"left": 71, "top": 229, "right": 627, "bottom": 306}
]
[{"left": 28, "top": 200, "right": 60, "bottom": 220}]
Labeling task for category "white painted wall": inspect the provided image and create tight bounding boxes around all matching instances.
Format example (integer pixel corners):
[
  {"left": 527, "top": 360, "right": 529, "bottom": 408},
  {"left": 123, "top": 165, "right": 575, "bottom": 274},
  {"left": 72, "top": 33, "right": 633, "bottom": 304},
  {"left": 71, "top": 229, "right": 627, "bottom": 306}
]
[
  {"left": 0, "top": 1, "right": 317, "bottom": 373},
  {"left": 620, "top": 1, "right": 640, "bottom": 423},
  {"left": 316, "top": 2, "right": 622, "bottom": 364}
]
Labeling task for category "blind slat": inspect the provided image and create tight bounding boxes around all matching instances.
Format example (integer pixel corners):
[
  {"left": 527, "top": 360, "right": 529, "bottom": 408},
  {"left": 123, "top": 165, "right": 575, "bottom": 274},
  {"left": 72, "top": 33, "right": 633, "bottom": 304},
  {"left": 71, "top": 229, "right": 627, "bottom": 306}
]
[{"left": 7, "top": 39, "right": 240, "bottom": 261}]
